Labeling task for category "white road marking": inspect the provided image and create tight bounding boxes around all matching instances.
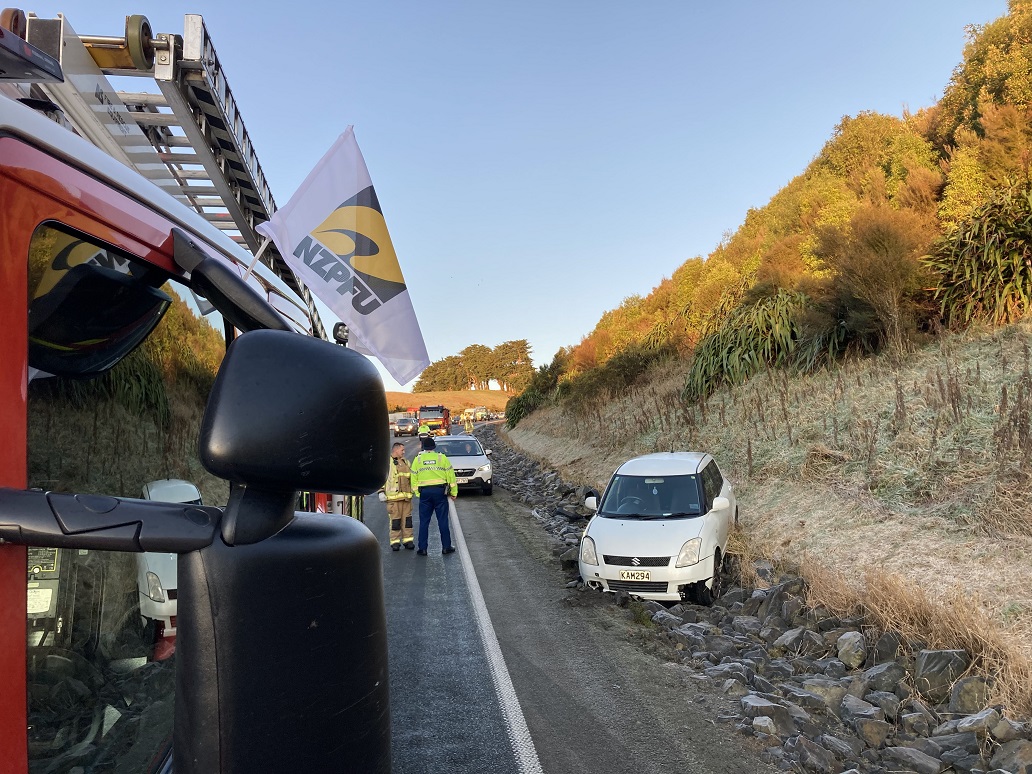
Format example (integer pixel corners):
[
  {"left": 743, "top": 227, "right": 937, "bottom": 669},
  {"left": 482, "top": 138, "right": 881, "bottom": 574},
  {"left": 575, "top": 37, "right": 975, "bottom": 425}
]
[{"left": 449, "top": 500, "right": 544, "bottom": 774}]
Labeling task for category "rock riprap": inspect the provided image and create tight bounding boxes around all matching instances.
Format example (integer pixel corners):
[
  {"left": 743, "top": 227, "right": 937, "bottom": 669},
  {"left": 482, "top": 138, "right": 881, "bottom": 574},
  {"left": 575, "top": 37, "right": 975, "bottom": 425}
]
[{"left": 476, "top": 424, "right": 1031, "bottom": 773}]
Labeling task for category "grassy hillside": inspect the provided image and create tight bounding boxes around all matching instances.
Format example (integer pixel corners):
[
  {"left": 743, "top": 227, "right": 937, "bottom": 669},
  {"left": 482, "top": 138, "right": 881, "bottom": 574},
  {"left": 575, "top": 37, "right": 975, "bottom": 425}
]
[
  {"left": 506, "top": 321, "right": 1032, "bottom": 714},
  {"left": 385, "top": 390, "right": 511, "bottom": 415},
  {"left": 27, "top": 287, "right": 229, "bottom": 506}
]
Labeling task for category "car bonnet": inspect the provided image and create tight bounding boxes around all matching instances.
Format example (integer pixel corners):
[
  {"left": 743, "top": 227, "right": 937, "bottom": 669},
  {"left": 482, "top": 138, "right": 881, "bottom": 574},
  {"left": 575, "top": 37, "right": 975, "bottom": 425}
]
[{"left": 585, "top": 515, "right": 705, "bottom": 558}]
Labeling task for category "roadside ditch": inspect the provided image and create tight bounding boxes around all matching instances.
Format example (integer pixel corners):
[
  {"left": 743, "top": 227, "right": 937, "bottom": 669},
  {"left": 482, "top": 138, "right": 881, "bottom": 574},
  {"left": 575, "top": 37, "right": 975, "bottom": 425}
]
[{"left": 475, "top": 423, "right": 1032, "bottom": 774}]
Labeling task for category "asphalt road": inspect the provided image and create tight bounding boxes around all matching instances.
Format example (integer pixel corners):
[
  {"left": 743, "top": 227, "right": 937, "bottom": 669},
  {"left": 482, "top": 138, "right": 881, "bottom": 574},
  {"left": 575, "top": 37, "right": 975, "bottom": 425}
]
[{"left": 363, "top": 431, "right": 777, "bottom": 774}]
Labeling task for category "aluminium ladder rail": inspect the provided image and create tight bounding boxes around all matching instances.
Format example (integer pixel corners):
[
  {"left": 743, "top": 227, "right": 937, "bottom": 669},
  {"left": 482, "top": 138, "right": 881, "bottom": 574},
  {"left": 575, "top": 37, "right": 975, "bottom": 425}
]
[{"left": 23, "top": 12, "right": 326, "bottom": 339}]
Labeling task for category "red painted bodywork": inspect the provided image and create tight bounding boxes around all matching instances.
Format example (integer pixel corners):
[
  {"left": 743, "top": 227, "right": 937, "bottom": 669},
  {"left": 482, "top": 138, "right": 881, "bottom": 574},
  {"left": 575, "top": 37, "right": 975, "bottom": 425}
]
[{"left": 0, "top": 134, "right": 185, "bottom": 773}]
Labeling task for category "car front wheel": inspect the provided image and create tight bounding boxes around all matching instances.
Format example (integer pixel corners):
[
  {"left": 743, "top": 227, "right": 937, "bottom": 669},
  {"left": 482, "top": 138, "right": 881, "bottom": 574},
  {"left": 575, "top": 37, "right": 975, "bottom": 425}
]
[
  {"left": 692, "top": 549, "right": 723, "bottom": 606},
  {"left": 481, "top": 482, "right": 493, "bottom": 496}
]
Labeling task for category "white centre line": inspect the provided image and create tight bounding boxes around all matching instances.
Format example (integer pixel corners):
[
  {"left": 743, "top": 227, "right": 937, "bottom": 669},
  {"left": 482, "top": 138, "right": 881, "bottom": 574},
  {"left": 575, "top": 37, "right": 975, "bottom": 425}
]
[{"left": 449, "top": 500, "right": 544, "bottom": 774}]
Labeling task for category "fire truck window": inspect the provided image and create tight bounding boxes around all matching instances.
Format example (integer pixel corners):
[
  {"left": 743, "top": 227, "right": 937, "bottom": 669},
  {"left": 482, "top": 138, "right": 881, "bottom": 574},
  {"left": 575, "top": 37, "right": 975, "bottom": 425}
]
[{"left": 25, "top": 224, "right": 229, "bottom": 772}]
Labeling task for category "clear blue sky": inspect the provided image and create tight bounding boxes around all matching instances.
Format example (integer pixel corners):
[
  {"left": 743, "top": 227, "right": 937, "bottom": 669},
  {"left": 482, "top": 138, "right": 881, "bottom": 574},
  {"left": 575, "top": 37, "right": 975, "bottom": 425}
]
[{"left": 35, "top": 1, "right": 1008, "bottom": 391}]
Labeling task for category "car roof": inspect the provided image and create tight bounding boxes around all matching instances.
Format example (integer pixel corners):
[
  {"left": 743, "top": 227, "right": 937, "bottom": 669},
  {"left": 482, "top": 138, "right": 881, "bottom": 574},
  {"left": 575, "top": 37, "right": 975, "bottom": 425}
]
[
  {"left": 441, "top": 434, "right": 478, "bottom": 442},
  {"left": 142, "top": 478, "right": 202, "bottom": 503},
  {"left": 613, "top": 452, "right": 709, "bottom": 476}
]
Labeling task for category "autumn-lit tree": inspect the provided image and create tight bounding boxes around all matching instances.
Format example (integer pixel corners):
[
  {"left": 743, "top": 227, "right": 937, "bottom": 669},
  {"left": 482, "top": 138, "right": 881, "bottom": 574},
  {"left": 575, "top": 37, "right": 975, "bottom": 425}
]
[
  {"left": 458, "top": 344, "right": 493, "bottom": 390},
  {"left": 489, "top": 340, "right": 533, "bottom": 393},
  {"left": 413, "top": 355, "right": 466, "bottom": 391},
  {"left": 813, "top": 204, "right": 936, "bottom": 360}
]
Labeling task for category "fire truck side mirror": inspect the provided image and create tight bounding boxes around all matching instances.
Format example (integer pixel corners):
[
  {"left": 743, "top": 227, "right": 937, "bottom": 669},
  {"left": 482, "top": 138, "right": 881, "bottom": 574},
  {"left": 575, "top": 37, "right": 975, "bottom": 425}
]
[
  {"left": 199, "top": 328, "right": 389, "bottom": 544},
  {"left": 177, "top": 326, "right": 392, "bottom": 772}
]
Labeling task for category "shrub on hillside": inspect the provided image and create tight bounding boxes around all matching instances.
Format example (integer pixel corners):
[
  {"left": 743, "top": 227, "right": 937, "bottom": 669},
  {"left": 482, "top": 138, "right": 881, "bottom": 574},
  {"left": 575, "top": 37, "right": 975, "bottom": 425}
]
[
  {"left": 812, "top": 204, "right": 937, "bottom": 361},
  {"left": 926, "top": 182, "right": 1032, "bottom": 327},
  {"left": 682, "top": 289, "right": 805, "bottom": 402},
  {"left": 504, "top": 350, "right": 570, "bottom": 428},
  {"left": 563, "top": 343, "right": 677, "bottom": 414},
  {"left": 505, "top": 390, "right": 545, "bottom": 429}
]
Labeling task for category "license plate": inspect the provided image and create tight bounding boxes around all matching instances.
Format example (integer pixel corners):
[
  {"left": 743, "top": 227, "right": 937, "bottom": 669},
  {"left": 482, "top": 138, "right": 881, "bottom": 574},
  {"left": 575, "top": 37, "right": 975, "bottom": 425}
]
[
  {"left": 619, "top": 570, "right": 651, "bottom": 581},
  {"left": 456, "top": 477, "right": 468, "bottom": 484}
]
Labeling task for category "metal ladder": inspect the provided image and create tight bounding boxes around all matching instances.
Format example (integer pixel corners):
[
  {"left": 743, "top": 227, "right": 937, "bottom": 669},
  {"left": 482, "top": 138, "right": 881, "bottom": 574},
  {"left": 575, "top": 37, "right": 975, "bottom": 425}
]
[{"left": 23, "top": 11, "right": 326, "bottom": 339}]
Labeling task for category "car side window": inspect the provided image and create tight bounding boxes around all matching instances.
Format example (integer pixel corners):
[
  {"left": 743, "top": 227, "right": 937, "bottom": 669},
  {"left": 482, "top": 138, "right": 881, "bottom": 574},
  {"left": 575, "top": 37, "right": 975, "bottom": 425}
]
[
  {"left": 709, "top": 462, "right": 724, "bottom": 496},
  {"left": 701, "top": 462, "right": 720, "bottom": 511}
]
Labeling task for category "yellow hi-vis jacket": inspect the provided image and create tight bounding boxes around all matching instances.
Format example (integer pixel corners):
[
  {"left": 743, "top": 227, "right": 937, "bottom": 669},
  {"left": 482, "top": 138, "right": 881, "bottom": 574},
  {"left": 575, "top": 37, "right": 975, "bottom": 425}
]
[
  {"left": 410, "top": 451, "right": 457, "bottom": 497},
  {"left": 381, "top": 457, "right": 413, "bottom": 501},
  {"left": 418, "top": 423, "right": 431, "bottom": 435}
]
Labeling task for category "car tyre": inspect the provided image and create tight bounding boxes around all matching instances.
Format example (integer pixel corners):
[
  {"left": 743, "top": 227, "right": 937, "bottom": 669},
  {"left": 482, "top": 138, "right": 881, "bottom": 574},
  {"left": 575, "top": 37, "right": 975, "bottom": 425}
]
[
  {"left": 692, "top": 549, "right": 723, "bottom": 606},
  {"left": 481, "top": 482, "right": 493, "bottom": 496}
]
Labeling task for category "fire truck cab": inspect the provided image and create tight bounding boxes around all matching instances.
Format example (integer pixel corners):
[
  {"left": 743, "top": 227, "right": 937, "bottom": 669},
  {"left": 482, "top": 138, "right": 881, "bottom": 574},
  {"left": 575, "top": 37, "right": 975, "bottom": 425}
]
[{"left": 0, "top": 11, "right": 391, "bottom": 773}]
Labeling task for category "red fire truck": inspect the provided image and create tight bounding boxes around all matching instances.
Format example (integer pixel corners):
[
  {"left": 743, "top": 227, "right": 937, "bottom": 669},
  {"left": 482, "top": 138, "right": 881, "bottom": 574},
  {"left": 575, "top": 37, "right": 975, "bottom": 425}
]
[
  {"left": 417, "top": 405, "right": 451, "bottom": 436},
  {"left": 0, "top": 11, "right": 391, "bottom": 773}
]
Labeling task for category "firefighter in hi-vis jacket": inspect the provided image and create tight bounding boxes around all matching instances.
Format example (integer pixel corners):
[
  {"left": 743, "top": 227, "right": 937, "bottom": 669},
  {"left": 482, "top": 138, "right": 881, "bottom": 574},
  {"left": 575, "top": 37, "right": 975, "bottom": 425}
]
[{"left": 378, "top": 442, "right": 414, "bottom": 550}]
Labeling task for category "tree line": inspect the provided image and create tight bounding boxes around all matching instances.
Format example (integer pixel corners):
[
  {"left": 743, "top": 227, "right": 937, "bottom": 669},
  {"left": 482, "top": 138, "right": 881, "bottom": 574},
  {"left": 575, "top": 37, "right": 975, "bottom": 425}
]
[{"left": 414, "top": 340, "right": 534, "bottom": 393}]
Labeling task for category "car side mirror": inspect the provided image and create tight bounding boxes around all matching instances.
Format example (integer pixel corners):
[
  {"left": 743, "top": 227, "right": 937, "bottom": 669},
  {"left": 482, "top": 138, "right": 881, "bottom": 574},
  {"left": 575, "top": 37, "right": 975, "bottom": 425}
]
[
  {"left": 712, "top": 496, "right": 730, "bottom": 511},
  {"left": 200, "top": 328, "right": 389, "bottom": 544},
  {"left": 485, "top": 449, "right": 492, "bottom": 456},
  {"left": 584, "top": 496, "right": 598, "bottom": 511}
]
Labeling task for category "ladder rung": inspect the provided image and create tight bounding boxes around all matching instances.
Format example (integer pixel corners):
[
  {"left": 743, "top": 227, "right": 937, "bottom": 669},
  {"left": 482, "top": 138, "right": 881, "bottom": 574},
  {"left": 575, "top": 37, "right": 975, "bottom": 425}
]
[
  {"left": 176, "top": 185, "right": 219, "bottom": 195},
  {"left": 160, "top": 136, "right": 194, "bottom": 148},
  {"left": 171, "top": 168, "right": 212, "bottom": 180},
  {"left": 117, "top": 92, "right": 168, "bottom": 108},
  {"left": 129, "top": 112, "right": 181, "bottom": 127},
  {"left": 158, "top": 152, "right": 201, "bottom": 163}
]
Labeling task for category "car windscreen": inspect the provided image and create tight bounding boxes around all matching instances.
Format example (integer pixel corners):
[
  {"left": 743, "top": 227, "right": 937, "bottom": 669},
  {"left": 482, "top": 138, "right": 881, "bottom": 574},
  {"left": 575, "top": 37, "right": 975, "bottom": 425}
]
[
  {"left": 597, "top": 474, "right": 701, "bottom": 518},
  {"left": 435, "top": 440, "right": 483, "bottom": 457}
]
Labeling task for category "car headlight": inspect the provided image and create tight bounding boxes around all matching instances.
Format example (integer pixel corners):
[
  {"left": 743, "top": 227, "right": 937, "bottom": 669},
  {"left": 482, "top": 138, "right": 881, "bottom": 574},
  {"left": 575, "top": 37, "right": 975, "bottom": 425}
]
[
  {"left": 675, "top": 538, "right": 702, "bottom": 568},
  {"left": 581, "top": 536, "right": 598, "bottom": 566},
  {"left": 477, "top": 464, "right": 492, "bottom": 474},
  {"left": 145, "top": 571, "right": 166, "bottom": 603}
]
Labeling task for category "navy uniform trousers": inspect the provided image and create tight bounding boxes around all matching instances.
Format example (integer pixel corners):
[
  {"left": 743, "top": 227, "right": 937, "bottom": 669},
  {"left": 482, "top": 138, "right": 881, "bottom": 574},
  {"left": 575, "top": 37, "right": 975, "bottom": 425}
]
[{"left": 417, "top": 484, "right": 453, "bottom": 552}]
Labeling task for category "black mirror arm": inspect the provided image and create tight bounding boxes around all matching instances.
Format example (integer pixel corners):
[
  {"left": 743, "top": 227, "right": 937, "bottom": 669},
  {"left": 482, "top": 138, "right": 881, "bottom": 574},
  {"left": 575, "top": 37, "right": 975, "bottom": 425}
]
[
  {"left": 172, "top": 228, "right": 294, "bottom": 334},
  {"left": 220, "top": 483, "right": 296, "bottom": 546},
  {"left": 0, "top": 487, "right": 221, "bottom": 552}
]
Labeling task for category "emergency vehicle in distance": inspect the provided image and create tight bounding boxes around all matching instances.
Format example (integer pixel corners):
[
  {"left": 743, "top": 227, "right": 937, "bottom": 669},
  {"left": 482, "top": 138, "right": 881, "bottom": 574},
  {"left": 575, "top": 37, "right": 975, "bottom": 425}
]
[
  {"left": 0, "top": 9, "right": 391, "bottom": 773},
  {"left": 417, "top": 404, "right": 451, "bottom": 435}
]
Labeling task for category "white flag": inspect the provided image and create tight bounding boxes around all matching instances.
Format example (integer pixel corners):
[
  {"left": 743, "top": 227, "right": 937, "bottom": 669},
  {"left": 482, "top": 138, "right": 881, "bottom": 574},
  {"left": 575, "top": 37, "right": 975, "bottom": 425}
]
[{"left": 256, "top": 127, "right": 430, "bottom": 385}]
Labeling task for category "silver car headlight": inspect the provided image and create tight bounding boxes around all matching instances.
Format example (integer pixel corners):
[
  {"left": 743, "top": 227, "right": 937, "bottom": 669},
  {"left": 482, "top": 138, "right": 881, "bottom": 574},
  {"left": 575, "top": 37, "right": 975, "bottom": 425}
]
[
  {"left": 581, "top": 536, "right": 598, "bottom": 566},
  {"left": 477, "top": 463, "right": 492, "bottom": 474},
  {"left": 675, "top": 538, "right": 702, "bottom": 568},
  {"left": 145, "top": 571, "right": 166, "bottom": 603}
]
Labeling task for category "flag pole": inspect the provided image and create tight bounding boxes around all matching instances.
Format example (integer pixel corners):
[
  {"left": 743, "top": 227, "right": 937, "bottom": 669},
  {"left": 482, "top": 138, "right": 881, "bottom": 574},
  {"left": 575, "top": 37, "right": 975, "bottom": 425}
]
[{"left": 242, "top": 236, "right": 273, "bottom": 281}]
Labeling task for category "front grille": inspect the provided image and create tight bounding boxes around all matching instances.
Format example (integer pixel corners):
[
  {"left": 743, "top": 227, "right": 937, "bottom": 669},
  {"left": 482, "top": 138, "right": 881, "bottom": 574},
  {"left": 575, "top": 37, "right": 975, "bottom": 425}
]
[
  {"left": 454, "top": 468, "right": 475, "bottom": 477},
  {"left": 606, "top": 580, "right": 670, "bottom": 593},
  {"left": 603, "top": 555, "right": 670, "bottom": 567}
]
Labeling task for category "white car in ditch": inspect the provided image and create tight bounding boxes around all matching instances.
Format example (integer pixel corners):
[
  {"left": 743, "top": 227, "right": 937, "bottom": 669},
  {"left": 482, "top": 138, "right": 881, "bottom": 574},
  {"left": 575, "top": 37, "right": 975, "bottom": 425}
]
[
  {"left": 138, "top": 479, "right": 203, "bottom": 658},
  {"left": 578, "top": 452, "right": 736, "bottom": 605}
]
